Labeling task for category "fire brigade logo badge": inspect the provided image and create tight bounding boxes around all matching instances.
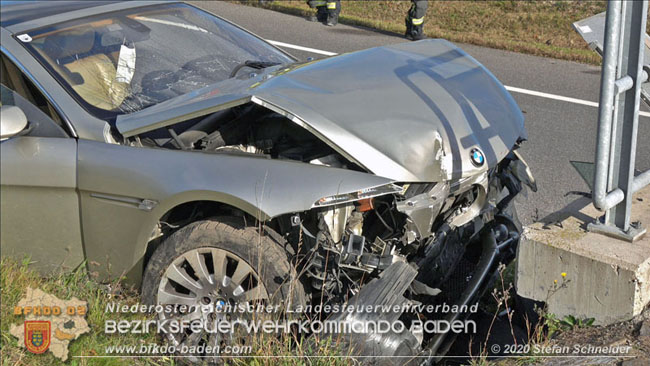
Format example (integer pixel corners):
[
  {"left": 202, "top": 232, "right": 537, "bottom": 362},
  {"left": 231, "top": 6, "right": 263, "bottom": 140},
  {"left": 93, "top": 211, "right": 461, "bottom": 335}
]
[
  {"left": 11, "top": 288, "right": 89, "bottom": 361},
  {"left": 24, "top": 321, "right": 51, "bottom": 354}
]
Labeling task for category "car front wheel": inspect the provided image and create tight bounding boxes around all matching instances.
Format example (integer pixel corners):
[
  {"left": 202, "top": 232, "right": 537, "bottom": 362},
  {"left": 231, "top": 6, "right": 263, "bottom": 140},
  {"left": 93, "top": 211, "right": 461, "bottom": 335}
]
[{"left": 142, "top": 219, "right": 305, "bottom": 362}]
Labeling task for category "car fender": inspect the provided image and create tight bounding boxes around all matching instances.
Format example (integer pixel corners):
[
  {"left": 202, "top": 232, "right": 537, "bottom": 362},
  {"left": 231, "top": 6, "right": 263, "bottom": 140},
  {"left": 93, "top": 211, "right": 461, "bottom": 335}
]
[{"left": 77, "top": 139, "right": 394, "bottom": 281}]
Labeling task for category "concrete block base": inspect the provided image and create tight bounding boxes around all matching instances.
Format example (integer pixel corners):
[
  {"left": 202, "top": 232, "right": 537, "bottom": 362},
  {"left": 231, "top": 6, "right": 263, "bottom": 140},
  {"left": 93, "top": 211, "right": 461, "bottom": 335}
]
[{"left": 516, "top": 186, "right": 650, "bottom": 325}]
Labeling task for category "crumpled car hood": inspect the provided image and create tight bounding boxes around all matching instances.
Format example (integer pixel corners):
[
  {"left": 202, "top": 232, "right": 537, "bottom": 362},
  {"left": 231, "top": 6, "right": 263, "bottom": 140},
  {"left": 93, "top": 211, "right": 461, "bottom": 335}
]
[{"left": 117, "top": 39, "right": 525, "bottom": 182}]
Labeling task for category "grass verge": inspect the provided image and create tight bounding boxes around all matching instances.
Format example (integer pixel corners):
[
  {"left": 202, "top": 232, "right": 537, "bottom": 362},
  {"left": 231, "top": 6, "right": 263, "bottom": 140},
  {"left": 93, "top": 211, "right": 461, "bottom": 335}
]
[
  {"left": 234, "top": 0, "right": 616, "bottom": 65},
  {"left": 0, "top": 257, "right": 166, "bottom": 366},
  {"left": 0, "top": 257, "right": 349, "bottom": 366}
]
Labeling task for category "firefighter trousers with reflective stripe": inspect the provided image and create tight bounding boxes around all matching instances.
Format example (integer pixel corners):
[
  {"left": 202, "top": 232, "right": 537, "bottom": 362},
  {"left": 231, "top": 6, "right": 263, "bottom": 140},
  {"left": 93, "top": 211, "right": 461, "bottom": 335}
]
[
  {"left": 308, "top": 0, "right": 340, "bottom": 18},
  {"left": 407, "top": 0, "right": 428, "bottom": 25}
]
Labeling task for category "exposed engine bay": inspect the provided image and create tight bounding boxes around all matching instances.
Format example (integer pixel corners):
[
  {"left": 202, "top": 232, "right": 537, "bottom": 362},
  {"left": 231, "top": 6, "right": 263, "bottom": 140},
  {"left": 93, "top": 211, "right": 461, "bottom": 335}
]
[
  {"left": 286, "top": 150, "right": 533, "bottom": 362},
  {"left": 127, "top": 103, "right": 362, "bottom": 171},
  {"left": 126, "top": 103, "right": 536, "bottom": 363}
]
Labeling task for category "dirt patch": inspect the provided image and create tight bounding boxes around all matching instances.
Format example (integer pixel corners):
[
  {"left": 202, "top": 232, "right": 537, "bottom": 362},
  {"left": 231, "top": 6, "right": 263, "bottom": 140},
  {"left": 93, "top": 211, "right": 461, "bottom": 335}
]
[
  {"left": 493, "top": 306, "right": 650, "bottom": 366},
  {"left": 546, "top": 309, "right": 650, "bottom": 362}
]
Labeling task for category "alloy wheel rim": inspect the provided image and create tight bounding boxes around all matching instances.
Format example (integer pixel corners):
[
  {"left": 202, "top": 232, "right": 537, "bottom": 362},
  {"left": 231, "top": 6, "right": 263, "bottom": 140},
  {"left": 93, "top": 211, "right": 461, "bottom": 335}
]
[{"left": 156, "top": 247, "right": 268, "bottom": 356}]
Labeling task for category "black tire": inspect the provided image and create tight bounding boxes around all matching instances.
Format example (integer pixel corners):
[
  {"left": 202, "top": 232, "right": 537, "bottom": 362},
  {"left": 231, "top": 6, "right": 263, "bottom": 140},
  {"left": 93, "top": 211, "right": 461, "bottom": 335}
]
[
  {"left": 142, "top": 218, "right": 306, "bottom": 309},
  {"left": 141, "top": 219, "right": 306, "bottom": 364}
]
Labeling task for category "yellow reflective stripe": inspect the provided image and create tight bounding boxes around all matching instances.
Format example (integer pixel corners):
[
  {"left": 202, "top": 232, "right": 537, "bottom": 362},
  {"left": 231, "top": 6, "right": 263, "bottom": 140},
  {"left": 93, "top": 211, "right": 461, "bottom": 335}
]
[
  {"left": 327, "top": 2, "right": 337, "bottom": 9},
  {"left": 411, "top": 17, "right": 424, "bottom": 25},
  {"left": 312, "top": 0, "right": 326, "bottom": 6}
]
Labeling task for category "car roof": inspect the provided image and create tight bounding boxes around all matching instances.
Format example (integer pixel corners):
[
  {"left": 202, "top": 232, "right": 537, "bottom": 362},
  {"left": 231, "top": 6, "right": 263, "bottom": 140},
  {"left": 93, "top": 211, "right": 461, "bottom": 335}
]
[{"left": 0, "top": 1, "right": 175, "bottom": 33}]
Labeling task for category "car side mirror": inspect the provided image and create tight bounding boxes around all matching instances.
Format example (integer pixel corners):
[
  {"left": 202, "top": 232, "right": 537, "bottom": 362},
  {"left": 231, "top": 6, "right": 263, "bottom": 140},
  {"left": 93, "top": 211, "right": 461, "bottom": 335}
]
[{"left": 0, "top": 105, "right": 29, "bottom": 140}]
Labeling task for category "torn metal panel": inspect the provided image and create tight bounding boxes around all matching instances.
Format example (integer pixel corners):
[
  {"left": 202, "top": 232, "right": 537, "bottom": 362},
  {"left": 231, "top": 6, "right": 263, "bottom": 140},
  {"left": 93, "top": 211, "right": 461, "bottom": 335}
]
[
  {"left": 324, "top": 261, "right": 420, "bottom": 365},
  {"left": 396, "top": 182, "right": 450, "bottom": 240},
  {"left": 447, "top": 171, "right": 489, "bottom": 228}
]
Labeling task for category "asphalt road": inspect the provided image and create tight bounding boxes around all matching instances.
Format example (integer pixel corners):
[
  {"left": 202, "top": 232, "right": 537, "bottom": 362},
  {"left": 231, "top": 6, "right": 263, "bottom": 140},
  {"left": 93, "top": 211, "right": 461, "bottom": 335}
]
[{"left": 192, "top": 1, "right": 650, "bottom": 225}]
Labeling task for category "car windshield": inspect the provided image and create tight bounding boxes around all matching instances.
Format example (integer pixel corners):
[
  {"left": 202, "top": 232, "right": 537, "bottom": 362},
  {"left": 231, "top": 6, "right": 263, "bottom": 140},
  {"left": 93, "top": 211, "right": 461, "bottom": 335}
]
[{"left": 18, "top": 3, "right": 293, "bottom": 120}]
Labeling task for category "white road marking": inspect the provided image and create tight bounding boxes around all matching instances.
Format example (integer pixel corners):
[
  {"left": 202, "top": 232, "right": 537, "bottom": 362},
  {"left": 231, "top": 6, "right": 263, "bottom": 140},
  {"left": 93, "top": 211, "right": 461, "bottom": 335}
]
[
  {"left": 267, "top": 40, "right": 650, "bottom": 119},
  {"left": 504, "top": 86, "right": 598, "bottom": 108},
  {"left": 504, "top": 86, "right": 650, "bottom": 118},
  {"left": 135, "top": 16, "right": 208, "bottom": 33},
  {"left": 267, "top": 40, "right": 338, "bottom": 56}
]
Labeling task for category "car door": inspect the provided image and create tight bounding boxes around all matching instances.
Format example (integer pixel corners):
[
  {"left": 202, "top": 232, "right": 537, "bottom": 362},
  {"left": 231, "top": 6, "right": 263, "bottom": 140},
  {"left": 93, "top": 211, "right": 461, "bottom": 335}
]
[{"left": 0, "top": 60, "right": 84, "bottom": 274}]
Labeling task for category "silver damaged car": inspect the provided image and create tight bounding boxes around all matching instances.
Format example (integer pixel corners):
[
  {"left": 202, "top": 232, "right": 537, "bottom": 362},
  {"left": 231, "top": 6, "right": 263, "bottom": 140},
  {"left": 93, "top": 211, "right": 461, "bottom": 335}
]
[{"left": 0, "top": 1, "right": 536, "bottom": 363}]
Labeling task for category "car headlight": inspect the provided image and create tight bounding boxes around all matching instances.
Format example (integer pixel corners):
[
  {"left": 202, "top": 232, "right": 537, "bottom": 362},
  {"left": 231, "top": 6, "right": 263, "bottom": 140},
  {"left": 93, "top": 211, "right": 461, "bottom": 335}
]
[{"left": 313, "top": 183, "right": 402, "bottom": 208}]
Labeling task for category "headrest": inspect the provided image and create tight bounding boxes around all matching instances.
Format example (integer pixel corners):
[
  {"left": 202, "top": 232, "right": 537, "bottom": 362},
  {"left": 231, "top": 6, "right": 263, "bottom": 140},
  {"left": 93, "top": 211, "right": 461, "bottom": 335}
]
[{"left": 43, "top": 27, "right": 95, "bottom": 61}]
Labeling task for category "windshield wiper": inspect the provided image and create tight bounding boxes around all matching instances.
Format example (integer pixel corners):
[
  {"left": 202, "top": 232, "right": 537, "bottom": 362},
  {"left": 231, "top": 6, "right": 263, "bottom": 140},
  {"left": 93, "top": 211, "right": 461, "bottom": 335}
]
[{"left": 229, "top": 60, "right": 281, "bottom": 78}]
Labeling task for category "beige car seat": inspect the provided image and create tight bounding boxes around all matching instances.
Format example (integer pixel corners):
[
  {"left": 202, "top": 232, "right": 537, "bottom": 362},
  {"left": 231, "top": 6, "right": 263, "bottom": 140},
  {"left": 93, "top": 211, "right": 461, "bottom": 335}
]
[{"left": 37, "top": 27, "right": 129, "bottom": 110}]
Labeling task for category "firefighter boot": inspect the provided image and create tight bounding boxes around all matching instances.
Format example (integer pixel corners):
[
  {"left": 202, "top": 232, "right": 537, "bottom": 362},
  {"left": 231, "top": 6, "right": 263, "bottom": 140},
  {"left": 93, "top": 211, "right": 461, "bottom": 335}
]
[
  {"left": 308, "top": 6, "right": 328, "bottom": 23},
  {"left": 410, "top": 23, "right": 425, "bottom": 40},
  {"left": 405, "top": 17, "right": 413, "bottom": 39},
  {"left": 326, "top": 14, "right": 338, "bottom": 27}
]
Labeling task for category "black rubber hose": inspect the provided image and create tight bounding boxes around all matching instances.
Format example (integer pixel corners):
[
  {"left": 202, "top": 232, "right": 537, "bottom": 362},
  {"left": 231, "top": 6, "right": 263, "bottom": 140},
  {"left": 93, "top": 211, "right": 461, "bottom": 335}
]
[{"left": 421, "top": 229, "right": 499, "bottom": 364}]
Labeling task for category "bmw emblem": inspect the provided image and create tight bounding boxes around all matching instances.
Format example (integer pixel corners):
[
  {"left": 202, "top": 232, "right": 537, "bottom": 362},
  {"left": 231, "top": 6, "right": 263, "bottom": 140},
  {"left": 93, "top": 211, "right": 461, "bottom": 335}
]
[{"left": 470, "top": 148, "right": 485, "bottom": 167}]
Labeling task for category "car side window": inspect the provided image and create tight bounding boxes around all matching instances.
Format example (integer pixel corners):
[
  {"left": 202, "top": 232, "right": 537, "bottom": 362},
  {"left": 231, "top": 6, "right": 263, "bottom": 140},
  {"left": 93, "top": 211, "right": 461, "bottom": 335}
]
[
  {"left": 1, "top": 84, "right": 68, "bottom": 139},
  {"left": 0, "top": 53, "right": 71, "bottom": 135},
  {"left": 0, "top": 54, "right": 69, "bottom": 138}
]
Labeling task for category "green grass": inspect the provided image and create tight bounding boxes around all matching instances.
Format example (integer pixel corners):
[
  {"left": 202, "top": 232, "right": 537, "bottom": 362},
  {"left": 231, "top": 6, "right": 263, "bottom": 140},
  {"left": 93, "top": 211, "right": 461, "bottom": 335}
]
[
  {"left": 0, "top": 257, "right": 350, "bottom": 366},
  {"left": 233, "top": 0, "right": 620, "bottom": 64},
  {"left": 0, "top": 257, "right": 167, "bottom": 366}
]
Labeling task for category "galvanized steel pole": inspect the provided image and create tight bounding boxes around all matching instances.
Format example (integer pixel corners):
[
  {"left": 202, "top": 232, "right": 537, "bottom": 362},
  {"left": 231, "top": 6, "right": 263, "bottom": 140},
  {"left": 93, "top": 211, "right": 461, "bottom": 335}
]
[{"left": 588, "top": 0, "right": 649, "bottom": 242}]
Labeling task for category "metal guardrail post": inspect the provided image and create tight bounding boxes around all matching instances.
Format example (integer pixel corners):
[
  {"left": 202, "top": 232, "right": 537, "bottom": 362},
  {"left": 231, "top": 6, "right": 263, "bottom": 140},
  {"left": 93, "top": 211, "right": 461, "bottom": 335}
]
[{"left": 588, "top": 0, "right": 649, "bottom": 242}]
